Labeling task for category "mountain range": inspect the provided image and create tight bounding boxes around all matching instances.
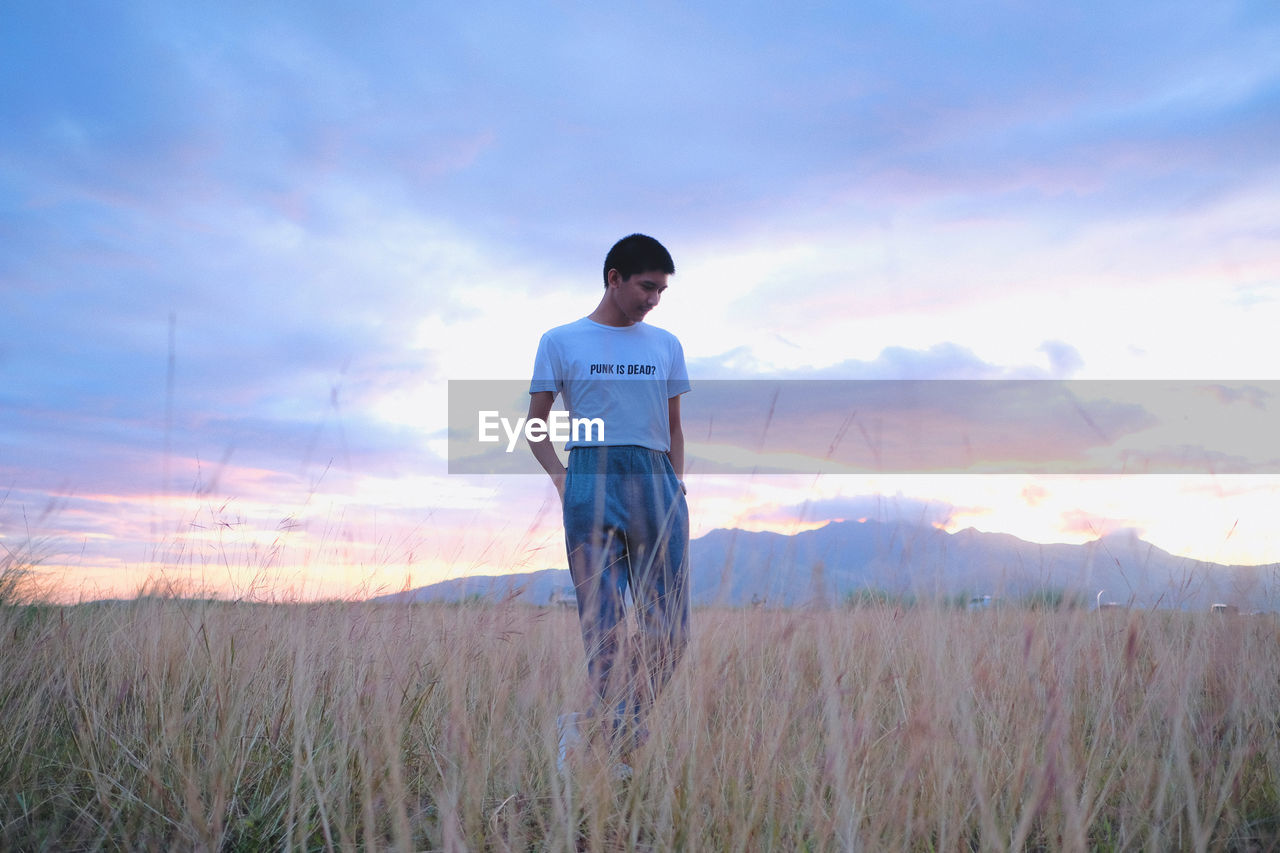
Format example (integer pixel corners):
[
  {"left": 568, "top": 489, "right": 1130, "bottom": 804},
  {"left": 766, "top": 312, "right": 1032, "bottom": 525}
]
[{"left": 374, "top": 520, "right": 1277, "bottom": 611}]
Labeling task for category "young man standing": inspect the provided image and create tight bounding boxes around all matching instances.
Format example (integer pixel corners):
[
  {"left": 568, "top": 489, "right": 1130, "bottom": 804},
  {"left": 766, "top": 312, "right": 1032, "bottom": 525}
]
[{"left": 527, "top": 234, "right": 691, "bottom": 773}]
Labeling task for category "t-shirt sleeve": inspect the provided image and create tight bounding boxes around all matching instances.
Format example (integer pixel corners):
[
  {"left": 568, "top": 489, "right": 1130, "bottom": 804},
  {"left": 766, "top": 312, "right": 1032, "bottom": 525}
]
[
  {"left": 529, "top": 333, "right": 560, "bottom": 395},
  {"left": 667, "top": 336, "right": 691, "bottom": 398}
]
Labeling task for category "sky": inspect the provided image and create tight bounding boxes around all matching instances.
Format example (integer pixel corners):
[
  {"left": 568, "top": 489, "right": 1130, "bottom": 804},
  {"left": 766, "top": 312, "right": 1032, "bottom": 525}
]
[{"left": 3, "top": 1, "right": 1279, "bottom": 602}]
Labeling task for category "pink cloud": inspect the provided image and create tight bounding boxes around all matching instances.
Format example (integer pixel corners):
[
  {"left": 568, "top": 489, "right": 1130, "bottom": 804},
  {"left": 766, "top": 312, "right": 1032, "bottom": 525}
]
[{"left": 1059, "top": 510, "right": 1143, "bottom": 540}]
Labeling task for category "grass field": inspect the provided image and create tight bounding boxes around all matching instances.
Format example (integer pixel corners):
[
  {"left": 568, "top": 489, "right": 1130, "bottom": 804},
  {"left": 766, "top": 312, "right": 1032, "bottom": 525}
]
[{"left": 2, "top": 578, "right": 1278, "bottom": 851}]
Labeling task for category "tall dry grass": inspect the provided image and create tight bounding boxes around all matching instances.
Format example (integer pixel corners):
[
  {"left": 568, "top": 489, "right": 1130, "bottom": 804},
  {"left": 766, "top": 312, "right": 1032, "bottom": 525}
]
[{"left": 1, "top": 588, "right": 1278, "bottom": 851}]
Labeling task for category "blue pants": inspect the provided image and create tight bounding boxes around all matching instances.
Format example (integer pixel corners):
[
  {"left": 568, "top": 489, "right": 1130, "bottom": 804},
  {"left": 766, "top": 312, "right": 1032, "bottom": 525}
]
[{"left": 562, "top": 445, "right": 690, "bottom": 747}]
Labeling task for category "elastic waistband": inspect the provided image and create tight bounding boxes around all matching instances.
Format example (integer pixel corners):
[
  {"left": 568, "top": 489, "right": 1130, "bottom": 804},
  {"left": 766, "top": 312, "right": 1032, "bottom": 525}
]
[{"left": 567, "top": 445, "right": 671, "bottom": 475}]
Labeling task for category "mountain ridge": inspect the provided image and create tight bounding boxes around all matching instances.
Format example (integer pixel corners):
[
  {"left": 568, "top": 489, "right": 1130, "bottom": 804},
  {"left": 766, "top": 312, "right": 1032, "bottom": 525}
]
[{"left": 373, "top": 520, "right": 1277, "bottom": 611}]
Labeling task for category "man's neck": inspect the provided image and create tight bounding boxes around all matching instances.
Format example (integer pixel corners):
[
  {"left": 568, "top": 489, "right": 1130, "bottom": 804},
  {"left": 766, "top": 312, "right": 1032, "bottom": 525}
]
[{"left": 588, "top": 295, "right": 635, "bottom": 328}]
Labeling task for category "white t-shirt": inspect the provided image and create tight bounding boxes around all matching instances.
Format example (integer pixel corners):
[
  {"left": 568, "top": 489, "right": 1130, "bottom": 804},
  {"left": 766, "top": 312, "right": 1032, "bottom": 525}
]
[{"left": 530, "top": 317, "right": 691, "bottom": 451}]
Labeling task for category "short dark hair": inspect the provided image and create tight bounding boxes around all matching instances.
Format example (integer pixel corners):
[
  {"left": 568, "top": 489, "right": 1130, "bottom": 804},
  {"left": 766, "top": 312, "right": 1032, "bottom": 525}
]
[{"left": 602, "top": 234, "right": 675, "bottom": 287}]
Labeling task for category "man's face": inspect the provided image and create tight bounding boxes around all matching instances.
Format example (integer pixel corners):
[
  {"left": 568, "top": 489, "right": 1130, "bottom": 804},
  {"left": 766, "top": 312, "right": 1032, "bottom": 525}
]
[{"left": 607, "top": 269, "right": 669, "bottom": 324}]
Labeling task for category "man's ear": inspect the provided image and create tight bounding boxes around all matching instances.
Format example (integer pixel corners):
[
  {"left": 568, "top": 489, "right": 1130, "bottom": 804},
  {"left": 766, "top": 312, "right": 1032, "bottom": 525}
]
[{"left": 605, "top": 268, "right": 623, "bottom": 289}]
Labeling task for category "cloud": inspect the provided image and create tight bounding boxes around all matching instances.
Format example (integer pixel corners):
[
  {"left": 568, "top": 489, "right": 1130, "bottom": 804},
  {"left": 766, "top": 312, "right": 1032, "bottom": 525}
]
[
  {"left": 11, "top": 1, "right": 1276, "bottom": 244},
  {"left": 1038, "top": 341, "right": 1084, "bottom": 378},
  {"left": 1021, "top": 485, "right": 1049, "bottom": 508},
  {"left": 1202, "top": 383, "right": 1270, "bottom": 410},
  {"left": 1060, "top": 510, "right": 1144, "bottom": 540},
  {"left": 689, "top": 341, "right": 1083, "bottom": 381}
]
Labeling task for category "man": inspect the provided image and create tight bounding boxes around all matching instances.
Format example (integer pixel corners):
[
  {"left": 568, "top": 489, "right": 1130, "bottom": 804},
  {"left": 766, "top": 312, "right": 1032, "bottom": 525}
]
[{"left": 526, "top": 234, "right": 691, "bottom": 775}]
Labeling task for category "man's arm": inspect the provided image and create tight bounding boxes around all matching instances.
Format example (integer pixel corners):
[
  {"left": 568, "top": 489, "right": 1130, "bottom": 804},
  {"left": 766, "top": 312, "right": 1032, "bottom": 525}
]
[
  {"left": 527, "top": 391, "right": 567, "bottom": 500},
  {"left": 668, "top": 393, "right": 685, "bottom": 489}
]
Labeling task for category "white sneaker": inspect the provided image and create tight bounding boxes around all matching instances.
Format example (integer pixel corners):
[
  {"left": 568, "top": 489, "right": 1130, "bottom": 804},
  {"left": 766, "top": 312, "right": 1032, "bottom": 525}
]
[
  {"left": 558, "top": 712, "right": 633, "bottom": 782},
  {"left": 556, "top": 712, "right": 585, "bottom": 774}
]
